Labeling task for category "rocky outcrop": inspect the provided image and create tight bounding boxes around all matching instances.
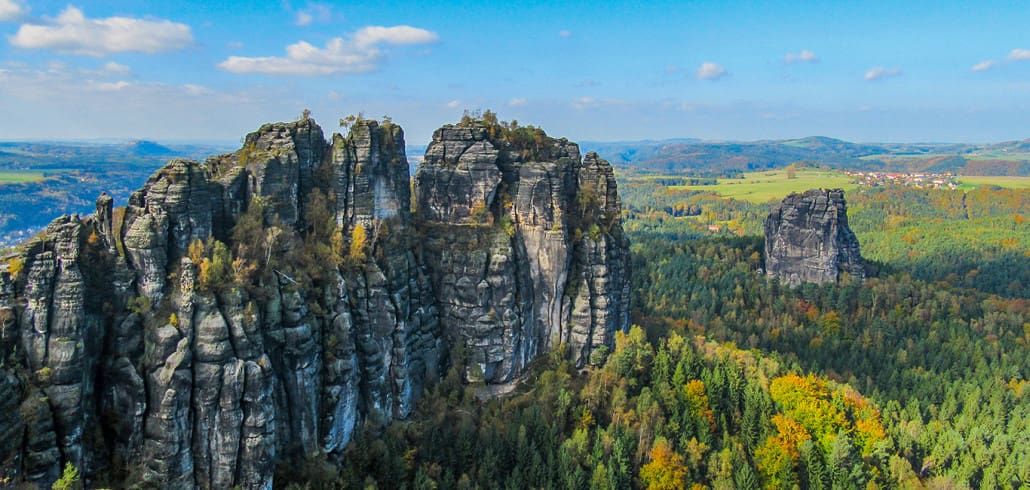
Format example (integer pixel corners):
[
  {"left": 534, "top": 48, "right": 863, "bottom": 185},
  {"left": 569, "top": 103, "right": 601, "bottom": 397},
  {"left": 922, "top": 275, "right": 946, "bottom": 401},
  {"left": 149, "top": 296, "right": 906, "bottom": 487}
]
[
  {"left": 0, "top": 115, "right": 629, "bottom": 488},
  {"left": 764, "top": 188, "right": 865, "bottom": 286},
  {"left": 415, "top": 123, "right": 630, "bottom": 382}
]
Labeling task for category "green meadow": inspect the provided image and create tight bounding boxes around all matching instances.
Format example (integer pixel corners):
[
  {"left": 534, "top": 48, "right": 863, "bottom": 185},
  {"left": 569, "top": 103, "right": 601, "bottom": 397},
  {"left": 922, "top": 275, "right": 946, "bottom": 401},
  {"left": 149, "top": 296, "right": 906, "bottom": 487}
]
[
  {"left": 669, "top": 168, "right": 857, "bottom": 203},
  {"left": 957, "top": 175, "right": 1030, "bottom": 190},
  {"left": 0, "top": 171, "right": 46, "bottom": 184}
]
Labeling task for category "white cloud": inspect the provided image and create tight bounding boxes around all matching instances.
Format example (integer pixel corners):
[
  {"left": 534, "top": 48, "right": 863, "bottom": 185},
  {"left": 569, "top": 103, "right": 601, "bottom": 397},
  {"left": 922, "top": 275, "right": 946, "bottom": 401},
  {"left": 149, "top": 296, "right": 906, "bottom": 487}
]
[
  {"left": 0, "top": 61, "right": 303, "bottom": 141},
  {"left": 570, "top": 97, "right": 627, "bottom": 110},
  {"left": 559, "top": 30, "right": 572, "bottom": 38},
  {"left": 864, "top": 66, "right": 902, "bottom": 81},
  {"left": 971, "top": 60, "right": 996, "bottom": 72},
  {"left": 182, "top": 84, "right": 213, "bottom": 96},
  {"left": 46, "top": 60, "right": 67, "bottom": 73},
  {"left": 294, "top": 3, "right": 333, "bottom": 26},
  {"left": 696, "top": 62, "right": 727, "bottom": 80},
  {"left": 352, "top": 25, "right": 438, "bottom": 46},
  {"left": 784, "top": 49, "right": 818, "bottom": 64},
  {"left": 971, "top": 50, "right": 1030, "bottom": 73},
  {"left": 509, "top": 98, "right": 527, "bottom": 107},
  {"left": 82, "top": 61, "right": 132, "bottom": 77},
  {"left": 10, "top": 6, "right": 193, "bottom": 56},
  {"left": 2, "top": 63, "right": 226, "bottom": 101},
  {"left": 101, "top": 61, "right": 131, "bottom": 75},
  {"left": 1008, "top": 48, "right": 1030, "bottom": 61},
  {"left": 758, "top": 111, "right": 799, "bottom": 121},
  {"left": 671, "top": 101, "right": 698, "bottom": 112},
  {"left": 446, "top": 99, "right": 461, "bottom": 109},
  {"left": 218, "top": 25, "right": 438, "bottom": 76},
  {"left": 95, "top": 80, "right": 132, "bottom": 91},
  {"left": 0, "top": 0, "right": 26, "bottom": 21},
  {"left": 571, "top": 97, "right": 596, "bottom": 110}
]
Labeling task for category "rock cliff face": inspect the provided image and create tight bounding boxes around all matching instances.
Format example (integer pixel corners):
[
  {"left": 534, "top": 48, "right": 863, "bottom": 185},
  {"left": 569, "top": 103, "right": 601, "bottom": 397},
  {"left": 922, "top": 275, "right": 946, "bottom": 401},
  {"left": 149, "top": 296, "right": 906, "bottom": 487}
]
[
  {"left": 764, "top": 188, "right": 865, "bottom": 286},
  {"left": 415, "top": 124, "right": 630, "bottom": 382},
  {"left": 0, "top": 116, "right": 629, "bottom": 488}
]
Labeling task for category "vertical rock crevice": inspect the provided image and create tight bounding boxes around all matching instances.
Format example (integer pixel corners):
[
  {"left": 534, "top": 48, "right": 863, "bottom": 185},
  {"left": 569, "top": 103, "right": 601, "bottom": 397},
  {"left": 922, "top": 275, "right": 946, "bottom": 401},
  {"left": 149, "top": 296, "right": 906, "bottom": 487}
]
[{"left": 414, "top": 120, "right": 630, "bottom": 382}]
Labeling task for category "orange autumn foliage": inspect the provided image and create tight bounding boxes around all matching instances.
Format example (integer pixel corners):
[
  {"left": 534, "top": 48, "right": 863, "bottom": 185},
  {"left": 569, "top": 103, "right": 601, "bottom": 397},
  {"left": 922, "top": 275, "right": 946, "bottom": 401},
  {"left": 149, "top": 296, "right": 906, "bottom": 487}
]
[
  {"left": 769, "top": 373, "right": 888, "bottom": 457},
  {"left": 640, "top": 438, "right": 688, "bottom": 490}
]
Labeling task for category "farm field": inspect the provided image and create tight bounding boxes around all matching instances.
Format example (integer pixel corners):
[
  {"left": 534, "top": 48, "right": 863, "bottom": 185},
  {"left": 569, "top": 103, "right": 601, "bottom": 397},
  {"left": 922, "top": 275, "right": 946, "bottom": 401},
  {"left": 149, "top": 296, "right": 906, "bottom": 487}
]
[
  {"left": 669, "top": 168, "right": 857, "bottom": 203},
  {"left": 0, "top": 171, "right": 45, "bottom": 184},
  {"left": 957, "top": 175, "right": 1030, "bottom": 189}
]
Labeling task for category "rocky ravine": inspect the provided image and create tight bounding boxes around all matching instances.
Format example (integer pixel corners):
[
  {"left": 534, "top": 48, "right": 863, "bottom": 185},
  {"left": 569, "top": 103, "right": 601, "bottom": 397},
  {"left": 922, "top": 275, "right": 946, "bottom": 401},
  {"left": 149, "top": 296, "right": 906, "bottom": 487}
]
[
  {"left": 0, "top": 116, "right": 629, "bottom": 488},
  {"left": 764, "top": 188, "right": 865, "bottom": 286}
]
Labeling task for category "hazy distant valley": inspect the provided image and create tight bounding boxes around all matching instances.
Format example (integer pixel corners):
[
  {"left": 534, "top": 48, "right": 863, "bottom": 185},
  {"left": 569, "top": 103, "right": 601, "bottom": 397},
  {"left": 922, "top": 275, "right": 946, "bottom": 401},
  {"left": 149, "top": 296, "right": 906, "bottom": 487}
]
[{"left": 0, "top": 141, "right": 234, "bottom": 247}]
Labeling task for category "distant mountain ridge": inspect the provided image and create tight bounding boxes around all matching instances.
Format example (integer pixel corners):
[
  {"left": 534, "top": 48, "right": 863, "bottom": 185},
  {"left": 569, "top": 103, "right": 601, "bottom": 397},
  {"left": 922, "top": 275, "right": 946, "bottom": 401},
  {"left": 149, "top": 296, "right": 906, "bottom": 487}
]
[
  {"left": 582, "top": 136, "right": 1030, "bottom": 176},
  {"left": 0, "top": 141, "right": 234, "bottom": 247},
  {"left": 0, "top": 140, "right": 234, "bottom": 169},
  {"left": 123, "top": 140, "right": 176, "bottom": 156},
  {"left": 2, "top": 134, "right": 1027, "bottom": 248}
]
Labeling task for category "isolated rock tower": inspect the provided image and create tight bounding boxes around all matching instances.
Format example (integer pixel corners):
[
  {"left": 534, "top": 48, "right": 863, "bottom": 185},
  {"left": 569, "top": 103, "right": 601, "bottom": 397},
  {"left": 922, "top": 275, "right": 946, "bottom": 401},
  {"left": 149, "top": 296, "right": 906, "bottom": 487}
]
[{"left": 764, "top": 188, "right": 865, "bottom": 286}]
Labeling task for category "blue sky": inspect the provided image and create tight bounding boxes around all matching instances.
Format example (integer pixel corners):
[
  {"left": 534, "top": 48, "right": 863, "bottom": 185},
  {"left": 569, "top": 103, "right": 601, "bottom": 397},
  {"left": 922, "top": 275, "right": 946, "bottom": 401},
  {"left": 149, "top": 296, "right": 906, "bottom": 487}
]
[{"left": 1, "top": 0, "right": 1029, "bottom": 144}]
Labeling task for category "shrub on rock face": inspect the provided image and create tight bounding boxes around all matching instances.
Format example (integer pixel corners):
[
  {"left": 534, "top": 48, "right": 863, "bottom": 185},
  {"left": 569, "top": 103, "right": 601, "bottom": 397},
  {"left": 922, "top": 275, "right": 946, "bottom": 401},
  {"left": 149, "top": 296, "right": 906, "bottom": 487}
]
[
  {"left": 52, "top": 463, "right": 81, "bottom": 490},
  {"left": 127, "top": 295, "right": 152, "bottom": 315},
  {"left": 197, "top": 239, "right": 232, "bottom": 292},
  {"left": 588, "top": 345, "right": 609, "bottom": 366},
  {"left": 6, "top": 256, "right": 23, "bottom": 279},
  {"left": 349, "top": 224, "right": 367, "bottom": 262}
]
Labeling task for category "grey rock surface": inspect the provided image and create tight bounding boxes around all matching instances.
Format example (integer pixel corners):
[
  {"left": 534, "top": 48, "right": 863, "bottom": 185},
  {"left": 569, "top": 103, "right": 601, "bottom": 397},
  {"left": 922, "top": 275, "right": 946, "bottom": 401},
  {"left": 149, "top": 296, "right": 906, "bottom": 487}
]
[
  {"left": 764, "top": 188, "right": 865, "bottom": 286},
  {"left": 415, "top": 123, "right": 630, "bottom": 381},
  {"left": 0, "top": 116, "right": 630, "bottom": 488}
]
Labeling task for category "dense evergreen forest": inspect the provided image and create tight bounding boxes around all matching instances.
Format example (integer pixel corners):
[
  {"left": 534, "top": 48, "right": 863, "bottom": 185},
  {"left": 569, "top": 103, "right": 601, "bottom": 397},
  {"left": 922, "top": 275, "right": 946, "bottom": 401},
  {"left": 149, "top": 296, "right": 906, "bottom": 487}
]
[{"left": 284, "top": 178, "right": 1028, "bottom": 489}]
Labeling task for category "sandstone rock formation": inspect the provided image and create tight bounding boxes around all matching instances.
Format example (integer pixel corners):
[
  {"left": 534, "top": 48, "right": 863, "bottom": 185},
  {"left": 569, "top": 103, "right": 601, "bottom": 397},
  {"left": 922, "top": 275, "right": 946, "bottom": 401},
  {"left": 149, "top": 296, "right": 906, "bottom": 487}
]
[
  {"left": 764, "top": 188, "right": 865, "bottom": 286},
  {"left": 416, "top": 124, "right": 630, "bottom": 383},
  {"left": 0, "top": 115, "right": 629, "bottom": 488}
]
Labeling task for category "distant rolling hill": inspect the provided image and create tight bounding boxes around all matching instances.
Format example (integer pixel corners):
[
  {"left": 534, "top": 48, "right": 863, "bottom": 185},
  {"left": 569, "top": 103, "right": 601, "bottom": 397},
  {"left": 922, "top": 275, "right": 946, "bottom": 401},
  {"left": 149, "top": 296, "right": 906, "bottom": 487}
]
[
  {"left": 124, "top": 139, "right": 177, "bottom": 157},
  {"left": 2, "top": 134, "right": 1028, "bottom": 248},
  {"left": 0, "top": 140, "right": 233, "bottom": 248},
  {"left": 583, "top": 136, "right": 1030, "bottom": 176},
  {"left": 579, "top": 138, "right": 702, "bottom": 166}
]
